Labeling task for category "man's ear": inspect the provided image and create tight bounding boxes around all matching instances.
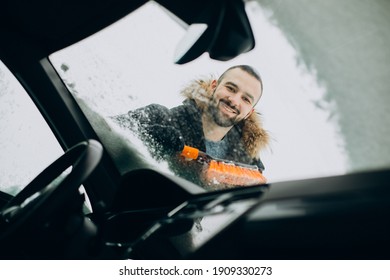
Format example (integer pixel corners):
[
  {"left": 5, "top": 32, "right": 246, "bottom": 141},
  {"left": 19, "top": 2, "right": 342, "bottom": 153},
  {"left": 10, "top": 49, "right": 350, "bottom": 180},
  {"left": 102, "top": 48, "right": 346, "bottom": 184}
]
[{"left": 210, "top": 79, "right": 218, "bottom": 90}]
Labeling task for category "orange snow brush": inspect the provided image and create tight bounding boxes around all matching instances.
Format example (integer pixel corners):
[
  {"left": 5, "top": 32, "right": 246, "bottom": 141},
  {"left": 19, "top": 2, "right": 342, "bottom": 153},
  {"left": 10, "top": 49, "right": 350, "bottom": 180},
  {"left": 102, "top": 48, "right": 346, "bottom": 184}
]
[{"left": 180, "top": 145, "right": 267, "bottom": 187}]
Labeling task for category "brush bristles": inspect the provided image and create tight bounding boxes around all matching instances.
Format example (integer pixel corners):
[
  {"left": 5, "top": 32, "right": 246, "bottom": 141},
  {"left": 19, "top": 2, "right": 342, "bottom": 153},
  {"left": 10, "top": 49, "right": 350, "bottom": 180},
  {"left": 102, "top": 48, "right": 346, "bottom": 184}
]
[{"left": 205, "top": 160, "right": 266, "bottom": 186}]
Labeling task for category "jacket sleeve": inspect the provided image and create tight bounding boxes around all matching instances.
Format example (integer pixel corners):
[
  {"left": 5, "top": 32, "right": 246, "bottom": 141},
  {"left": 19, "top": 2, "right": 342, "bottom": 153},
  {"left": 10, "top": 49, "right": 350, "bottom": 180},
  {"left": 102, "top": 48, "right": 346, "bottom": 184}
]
[
  {"left": 111, "top": 104, "right": 184, "bottom": 157},
  {"left": 112, "top": 104, "right": 169, "bottom": 129}
]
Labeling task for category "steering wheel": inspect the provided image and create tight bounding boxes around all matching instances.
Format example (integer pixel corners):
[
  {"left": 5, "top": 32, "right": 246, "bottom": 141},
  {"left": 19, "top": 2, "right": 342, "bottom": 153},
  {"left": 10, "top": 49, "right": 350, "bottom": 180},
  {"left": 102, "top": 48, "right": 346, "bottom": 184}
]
[{"left": 0, "top": 139, "right": 103, "bottom": 241}]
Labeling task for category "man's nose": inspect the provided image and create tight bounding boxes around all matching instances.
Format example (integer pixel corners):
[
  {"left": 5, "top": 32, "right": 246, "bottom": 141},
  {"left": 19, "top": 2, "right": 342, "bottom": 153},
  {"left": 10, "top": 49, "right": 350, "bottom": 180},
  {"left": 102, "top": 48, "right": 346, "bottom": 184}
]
[{"left": 228, "top": 94, "right": 240, "bottom": 107}]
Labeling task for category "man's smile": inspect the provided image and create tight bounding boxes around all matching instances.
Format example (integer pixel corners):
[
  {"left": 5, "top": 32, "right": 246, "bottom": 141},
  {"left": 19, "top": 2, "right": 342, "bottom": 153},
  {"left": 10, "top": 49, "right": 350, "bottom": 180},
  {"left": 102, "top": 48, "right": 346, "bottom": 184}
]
[{"left": 219, "top": 100, "right": 239, "bottom": 116}]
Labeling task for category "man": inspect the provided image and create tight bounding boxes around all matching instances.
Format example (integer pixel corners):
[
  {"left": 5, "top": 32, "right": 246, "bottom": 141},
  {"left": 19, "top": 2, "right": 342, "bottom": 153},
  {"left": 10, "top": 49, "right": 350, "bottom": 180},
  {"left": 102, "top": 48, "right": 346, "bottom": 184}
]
[{"left": 113, "top": 65, "right": 269, "bottom": 189}]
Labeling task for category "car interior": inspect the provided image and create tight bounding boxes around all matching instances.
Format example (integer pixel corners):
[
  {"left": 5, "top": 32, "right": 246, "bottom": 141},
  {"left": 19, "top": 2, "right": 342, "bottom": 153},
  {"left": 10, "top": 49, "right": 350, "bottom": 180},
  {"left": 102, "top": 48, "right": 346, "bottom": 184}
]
[{"left": 1, "top": 0, "right": 390, "bottom": 259}]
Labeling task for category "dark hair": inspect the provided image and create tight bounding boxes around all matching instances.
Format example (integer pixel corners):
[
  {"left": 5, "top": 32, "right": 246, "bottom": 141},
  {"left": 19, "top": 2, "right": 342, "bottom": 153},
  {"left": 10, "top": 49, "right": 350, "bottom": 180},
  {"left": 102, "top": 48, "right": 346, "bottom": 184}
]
[{"left": 217, "top": 65, "right": 263, "bottom": 96}]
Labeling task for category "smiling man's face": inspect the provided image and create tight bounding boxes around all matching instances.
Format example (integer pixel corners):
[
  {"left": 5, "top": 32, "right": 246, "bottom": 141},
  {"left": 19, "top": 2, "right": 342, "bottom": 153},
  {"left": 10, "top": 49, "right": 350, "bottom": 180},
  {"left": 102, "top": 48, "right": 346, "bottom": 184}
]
[{"left": 207, "top": 68, "right": 262, "bottom": 127}]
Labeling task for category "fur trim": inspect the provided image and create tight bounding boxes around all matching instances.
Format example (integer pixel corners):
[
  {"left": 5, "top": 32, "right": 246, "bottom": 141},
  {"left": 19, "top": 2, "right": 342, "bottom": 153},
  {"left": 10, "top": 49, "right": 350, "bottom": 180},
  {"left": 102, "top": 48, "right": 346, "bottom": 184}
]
[{"left": 180, "top": 77, "right": 269, "bottom": 158}]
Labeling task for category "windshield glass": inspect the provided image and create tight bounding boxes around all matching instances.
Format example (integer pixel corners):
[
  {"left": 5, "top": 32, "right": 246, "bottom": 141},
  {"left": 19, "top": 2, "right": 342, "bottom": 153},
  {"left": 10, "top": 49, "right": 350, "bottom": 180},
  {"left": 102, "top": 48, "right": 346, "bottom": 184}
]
[{"left": 49, "top": 1, "right": 390, "bottom": 190}]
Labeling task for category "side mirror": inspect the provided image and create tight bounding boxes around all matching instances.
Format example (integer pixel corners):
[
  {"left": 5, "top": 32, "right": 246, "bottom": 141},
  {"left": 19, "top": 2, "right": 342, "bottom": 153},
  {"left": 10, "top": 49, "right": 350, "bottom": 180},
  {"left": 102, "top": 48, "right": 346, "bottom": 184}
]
[{"left": 156, "top": 0, "right": 255, "bottom": 64}]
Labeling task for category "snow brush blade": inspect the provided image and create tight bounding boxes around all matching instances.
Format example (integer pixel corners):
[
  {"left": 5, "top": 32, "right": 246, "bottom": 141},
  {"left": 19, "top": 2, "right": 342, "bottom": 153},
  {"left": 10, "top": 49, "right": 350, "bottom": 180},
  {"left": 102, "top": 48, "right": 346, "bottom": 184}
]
[
  {"left": 181, "top": 145, "right": 267, "bottom": 186},
  {"left": 206, "top": 159, "right": 267, "bottom": 186}
]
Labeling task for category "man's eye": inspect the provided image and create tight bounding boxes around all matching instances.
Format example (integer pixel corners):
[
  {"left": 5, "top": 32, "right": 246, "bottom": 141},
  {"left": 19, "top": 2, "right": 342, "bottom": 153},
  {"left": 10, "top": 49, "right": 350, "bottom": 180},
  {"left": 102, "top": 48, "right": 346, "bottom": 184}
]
[
  {"left": 226, "top": 86, "right": 235, "bottom": 92},
  {"left": 243, "top": 97, "right": 251, "bottom": 104}
]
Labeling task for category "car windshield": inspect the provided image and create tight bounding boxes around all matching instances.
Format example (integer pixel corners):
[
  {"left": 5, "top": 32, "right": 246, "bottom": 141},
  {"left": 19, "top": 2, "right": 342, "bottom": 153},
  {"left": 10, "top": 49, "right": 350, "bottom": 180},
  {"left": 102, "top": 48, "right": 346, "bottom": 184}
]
[{"left": 49, "top": 1, "right": 390, "bottom": 190}]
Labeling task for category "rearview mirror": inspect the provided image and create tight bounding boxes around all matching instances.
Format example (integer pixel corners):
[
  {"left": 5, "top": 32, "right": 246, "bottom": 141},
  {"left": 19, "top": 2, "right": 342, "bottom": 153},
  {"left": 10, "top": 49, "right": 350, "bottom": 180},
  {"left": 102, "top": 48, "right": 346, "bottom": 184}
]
[{"left": 156, "top": 0, "right": 255, "bottom": 64}]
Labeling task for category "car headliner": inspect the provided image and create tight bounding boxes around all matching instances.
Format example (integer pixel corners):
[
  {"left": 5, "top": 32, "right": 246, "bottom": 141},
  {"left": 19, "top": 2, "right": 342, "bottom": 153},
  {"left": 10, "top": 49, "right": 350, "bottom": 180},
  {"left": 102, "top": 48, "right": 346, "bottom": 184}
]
[{"left": 1, "top": 0, "right": 222, "bottom": 57}]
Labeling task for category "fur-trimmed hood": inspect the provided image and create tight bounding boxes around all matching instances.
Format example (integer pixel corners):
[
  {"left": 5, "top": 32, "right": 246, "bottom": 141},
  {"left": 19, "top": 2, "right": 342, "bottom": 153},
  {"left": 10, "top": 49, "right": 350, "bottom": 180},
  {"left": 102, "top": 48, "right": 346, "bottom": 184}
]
[{"left": 180, "top": 77, "right": 269, "bottom": 159}]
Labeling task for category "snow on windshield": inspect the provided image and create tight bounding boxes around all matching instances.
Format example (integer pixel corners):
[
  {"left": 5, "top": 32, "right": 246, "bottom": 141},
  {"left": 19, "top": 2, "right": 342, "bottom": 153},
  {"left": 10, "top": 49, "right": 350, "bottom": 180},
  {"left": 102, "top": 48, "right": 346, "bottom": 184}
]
[{"left": 49, "top": 1, "right": 348, "bottom": 184}]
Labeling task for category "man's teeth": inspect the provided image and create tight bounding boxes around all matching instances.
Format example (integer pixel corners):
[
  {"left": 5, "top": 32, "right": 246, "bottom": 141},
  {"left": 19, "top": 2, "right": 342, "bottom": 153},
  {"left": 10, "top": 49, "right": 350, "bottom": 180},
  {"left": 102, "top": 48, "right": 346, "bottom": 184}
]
[{"left": 222, "top": 103, "right": 237, "bottom": 113}]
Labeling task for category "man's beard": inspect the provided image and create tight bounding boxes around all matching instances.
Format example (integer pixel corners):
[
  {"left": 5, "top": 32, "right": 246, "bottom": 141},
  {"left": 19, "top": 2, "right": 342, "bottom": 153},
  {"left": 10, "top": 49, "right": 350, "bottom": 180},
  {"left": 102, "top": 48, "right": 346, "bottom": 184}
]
[{"left": 207, "top": 98, "right": 242, "bottom": 127}]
